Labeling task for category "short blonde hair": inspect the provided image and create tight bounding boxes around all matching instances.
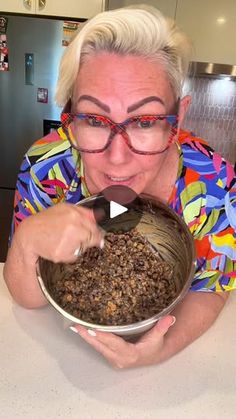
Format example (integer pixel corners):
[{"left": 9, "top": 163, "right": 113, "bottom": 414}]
[{"left": 55, "top": 4, "right": 192, "bottom": 107}]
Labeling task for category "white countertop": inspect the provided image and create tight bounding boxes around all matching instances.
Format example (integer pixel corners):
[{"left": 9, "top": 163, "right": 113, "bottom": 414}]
[{"left": 0, "top": 262, "right": 236, "bottom": 419}]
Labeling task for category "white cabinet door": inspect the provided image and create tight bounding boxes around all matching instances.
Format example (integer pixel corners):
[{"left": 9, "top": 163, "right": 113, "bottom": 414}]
[
  {"left": 35, "top": 0, "right": 106, "bottom": 19},
  {"left": 108, "top": 0, "right": 177, "bottom": 19},
  {"left": 176, "top": 0, "right": 236, "bottom": 65},
  {"left": 0, "top": 0, "right": 35, "bottom": 13}
]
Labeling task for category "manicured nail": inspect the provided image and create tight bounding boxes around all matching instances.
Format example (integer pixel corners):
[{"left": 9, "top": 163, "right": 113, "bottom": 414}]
[
  {"left": 170, "top": 316, "right": 176, "bottom": 326},
  {"left": 70, "top": 326, "right": 79, "bottom": 334},
  {"left": 87, "top": 329, "right": 96, "bottom": 337},
  {"left": 73, "top": 247, "right": 81, "bottom": 257},
  {"left": 100, "top": 238, "right": 105, "bottom": 249}
]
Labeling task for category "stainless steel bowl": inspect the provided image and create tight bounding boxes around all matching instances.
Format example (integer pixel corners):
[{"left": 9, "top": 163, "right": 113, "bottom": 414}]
[{"left": 37, "top": 194, "right": 196, "bottom": 338}]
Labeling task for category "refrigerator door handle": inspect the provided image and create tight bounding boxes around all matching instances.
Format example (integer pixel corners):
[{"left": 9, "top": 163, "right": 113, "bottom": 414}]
[
  {"left": 23, "top": 0, "right": 32, "bottom": 10},
  {"left": 38, "top": 0, "right": 46, "bottom": 10}
]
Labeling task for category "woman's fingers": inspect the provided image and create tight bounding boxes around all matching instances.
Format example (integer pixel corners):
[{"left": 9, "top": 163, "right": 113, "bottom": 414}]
[
  {"left": 138, "top": 315, "right": 176, "bottom": 345},
  {"left": 70, "top": 326, "right": 139, "bottom": 369},
  {"left": 72, "top": 325, "right": 129, "bottom": 352},
  {"left": 70, "top": 326, "right": 128, "bottom": 367},
  {"left": 29, "top": 203, "right": 104, "bottom": 263},
  {"left": 70, "top": 315, "right": 177, "bottom": 369},
  {"left": 75, "top": 205, "right": 105, "bottom": 224}
]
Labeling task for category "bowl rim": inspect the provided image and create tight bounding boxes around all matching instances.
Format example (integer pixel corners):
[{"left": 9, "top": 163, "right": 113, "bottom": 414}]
[{"left": 36, "top": 193, "right": 196, "bottom": 333}]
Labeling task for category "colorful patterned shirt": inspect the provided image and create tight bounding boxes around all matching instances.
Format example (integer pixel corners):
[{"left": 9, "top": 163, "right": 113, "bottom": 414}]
[{"left": 12, "top": 127, "right": 236, "bottom": 292}]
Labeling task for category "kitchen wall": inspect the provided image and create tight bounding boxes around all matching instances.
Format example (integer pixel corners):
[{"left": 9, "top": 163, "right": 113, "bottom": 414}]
[
  {"left": 0, "top": 16, "right": 63, "bottom": 189},
  {"left": 108, "top": 0, "right": 236, "bottom": 165},
  {"left": 182, "top": 76, "right": 236, "bottom": 164},
  {"left": 0, "top": 15, "right": 64, "bottom": 262}
]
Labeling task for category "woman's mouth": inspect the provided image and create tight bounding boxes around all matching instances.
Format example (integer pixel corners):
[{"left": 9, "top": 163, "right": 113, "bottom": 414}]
[{"left": 105, "top": 174, "right": 135, "bottom": 184}]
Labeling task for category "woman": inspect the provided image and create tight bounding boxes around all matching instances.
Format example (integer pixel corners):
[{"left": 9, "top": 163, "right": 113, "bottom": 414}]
[{"left": 4, "top": 5, "right": 236, "bottom": 368}]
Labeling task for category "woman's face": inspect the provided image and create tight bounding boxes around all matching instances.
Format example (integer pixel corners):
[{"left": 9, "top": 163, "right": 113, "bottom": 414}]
[{"left": 72, "top": 52, "right": 181, "bottom": 196}]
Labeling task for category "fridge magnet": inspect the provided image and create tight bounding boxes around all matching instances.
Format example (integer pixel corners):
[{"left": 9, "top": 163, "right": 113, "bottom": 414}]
[
  {"left": 0, "top": 16, "right": 8, "bottom": 34},
  {"left": 62, "top": 21, "right": 80, "bottom": 46},
  {"left": 0, "top": 34, "right": 9, "bottom": 71},
  {"left": 37, "top": 88, "right": 48, "bottom": 103}
]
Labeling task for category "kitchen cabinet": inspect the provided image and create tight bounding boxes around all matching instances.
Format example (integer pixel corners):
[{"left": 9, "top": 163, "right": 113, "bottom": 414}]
[
  {"left": 0, "top": 0, "right": 107, "bottom": 19},
  {"left": 108, "top": 0, "right": 236, "bottom": 65},
  {"left": 108, "top": 0, "right": 177, "bottom": 19},
  {"left": 176, "top": 0, "right": 236, "bottom": 65},
  {"left": 0, "top": 0, "right": 31, "bottom": 14}
]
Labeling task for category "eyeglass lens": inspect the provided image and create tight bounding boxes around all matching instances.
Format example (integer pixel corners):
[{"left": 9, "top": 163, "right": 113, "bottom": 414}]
[{"left": 70, "top": 115, "right": 176, "bottom": 153}]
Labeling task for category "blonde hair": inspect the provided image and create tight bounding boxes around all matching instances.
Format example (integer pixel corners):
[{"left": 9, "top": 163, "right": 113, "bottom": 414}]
[{"left": 55, "top": 4, "right": 192, "bottom": 107}]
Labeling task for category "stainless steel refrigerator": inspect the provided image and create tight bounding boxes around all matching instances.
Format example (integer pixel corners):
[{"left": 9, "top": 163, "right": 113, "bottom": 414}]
[{"left": 0, "top": 14, "right": 69, "bottom": 261}]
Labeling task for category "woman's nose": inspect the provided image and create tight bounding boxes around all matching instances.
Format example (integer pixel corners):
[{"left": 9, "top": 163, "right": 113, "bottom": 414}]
[{"left": 106, "top": 131, "right": 132, "bottom": 164}]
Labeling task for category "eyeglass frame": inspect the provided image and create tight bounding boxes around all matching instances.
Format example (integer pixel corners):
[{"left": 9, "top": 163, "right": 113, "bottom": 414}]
[{"left": 61, "top": 105, "right": 179, "bottom": 156}]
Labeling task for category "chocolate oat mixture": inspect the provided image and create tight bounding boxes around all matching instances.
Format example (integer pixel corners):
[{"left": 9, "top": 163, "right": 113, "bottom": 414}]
[{"left": 48, "top": 230, "right": 177, "bottom": 325}]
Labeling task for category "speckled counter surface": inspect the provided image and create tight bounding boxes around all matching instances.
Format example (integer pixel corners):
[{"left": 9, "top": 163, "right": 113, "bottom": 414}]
[{"left": 0, "top": 263, "right": 235, "bottom": 419}]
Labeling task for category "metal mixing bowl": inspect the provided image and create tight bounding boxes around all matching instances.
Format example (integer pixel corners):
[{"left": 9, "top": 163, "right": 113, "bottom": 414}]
[{"left": 37, "top": 194, "right": 196, "bottom": 338}]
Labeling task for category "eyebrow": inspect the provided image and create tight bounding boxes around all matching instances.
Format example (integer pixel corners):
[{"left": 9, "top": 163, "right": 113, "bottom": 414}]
[
  {"left": 127, "top": 96, "right": 165, "bottom": 112},
  {"left": 76, "top": 95, "right": 165, "bottom": 113},
  {"left": 77, "top": 95, "right": 110, "bottom": 112}
]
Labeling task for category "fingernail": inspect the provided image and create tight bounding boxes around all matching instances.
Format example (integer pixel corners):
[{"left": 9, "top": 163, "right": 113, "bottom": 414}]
[
  {"left": 73, "top": 247, "right": 81, "bottom": 257},
  {"left": 87, "top": 329, "right": 96, "bottom": 337},
  {"left": 100, "top": 238, "right": 105, "bottom": 249},
  {"left": 70, "top": 326, "right": 79, "bottom": 334},
  {"left": 170, "top": 316, "right": 176, "bottom": 326}
]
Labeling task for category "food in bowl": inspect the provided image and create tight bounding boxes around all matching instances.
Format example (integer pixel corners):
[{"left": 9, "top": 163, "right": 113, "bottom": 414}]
[
  {"left": 37, "top": 195, "right": 196, "bottom": 337},
  {"left": 47, "top": 229, "right": 177, "bottom": 326}
]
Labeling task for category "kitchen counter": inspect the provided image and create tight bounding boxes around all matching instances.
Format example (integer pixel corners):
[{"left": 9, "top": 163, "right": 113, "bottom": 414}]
[{"left": 0, "top": 263, "right": 236, "bottom": 419}]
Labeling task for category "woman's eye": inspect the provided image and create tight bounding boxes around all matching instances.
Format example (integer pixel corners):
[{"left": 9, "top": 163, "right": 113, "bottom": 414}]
[
  {"left": 87, "top": 117, "right": 105, "bottom": 127},
  {"left": 137, "top": 119, "right": 155, "bottom": 128}
]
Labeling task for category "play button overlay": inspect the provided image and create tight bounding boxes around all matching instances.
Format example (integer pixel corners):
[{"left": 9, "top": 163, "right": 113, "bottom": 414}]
[
  {"left": 110, "top": 201, "right": 128, "bottom": 219},
  {"left": 81, "top": 185, "right": 142, "bottom": 232}
]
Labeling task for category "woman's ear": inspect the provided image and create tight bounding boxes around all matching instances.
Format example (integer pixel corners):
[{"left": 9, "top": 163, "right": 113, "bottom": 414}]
[{"left": 178, "top": 95, "right": 191, "bottom": 125}]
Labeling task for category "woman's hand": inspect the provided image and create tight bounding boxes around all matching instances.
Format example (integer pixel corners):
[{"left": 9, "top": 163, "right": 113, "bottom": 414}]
[
  {"left": 16, "top": 202, "right": 104, "bottom": 264},
  {"left": 4, "top": 203, "right": 103, "bottom": 308},
  {"left": 70, "top": 315, "right": 176, "bottom": 369},
  {"left": 69, "top": 292, "right": 229, "bottom": 369}
]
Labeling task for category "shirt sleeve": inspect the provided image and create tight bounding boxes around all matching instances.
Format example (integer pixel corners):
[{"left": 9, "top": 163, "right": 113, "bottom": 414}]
[
  {"left": 177, "top": 135, "right": 236, "bottom": 293},
  {"left": 10, "top": 131, "right": 74, "bottom": 241},
  {"left": 190, "top": 187, "right": 236, "bottom": 292},
  {"left": 12, "top": 154, "right": 56, "bottom": 235}
]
